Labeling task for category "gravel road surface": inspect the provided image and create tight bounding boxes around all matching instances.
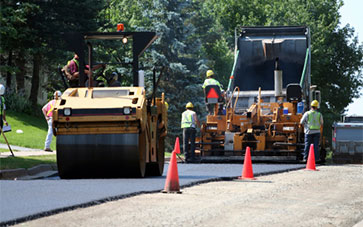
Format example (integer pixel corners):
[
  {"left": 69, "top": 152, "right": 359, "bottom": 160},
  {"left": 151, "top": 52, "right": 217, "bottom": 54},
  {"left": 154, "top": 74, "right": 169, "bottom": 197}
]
[
  {"left": 16, "top": 165, "right": 363, "bottom": 227},
  {"left": 0, "top": 163, "right": 303, "bottom": 224}
]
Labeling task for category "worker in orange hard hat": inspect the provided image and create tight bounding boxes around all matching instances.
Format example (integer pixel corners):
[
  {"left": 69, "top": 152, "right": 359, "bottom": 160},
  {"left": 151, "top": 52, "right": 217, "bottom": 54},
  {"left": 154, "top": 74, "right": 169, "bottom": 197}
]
[
  {"left": 300, "top": 100, "right": 324, "bottom": 162},
  {"left": 181, "top": 102, "right": 200, "bottom": 163},
  {"left": 202, "top": 70, "right": 224, "bottom": 115}
]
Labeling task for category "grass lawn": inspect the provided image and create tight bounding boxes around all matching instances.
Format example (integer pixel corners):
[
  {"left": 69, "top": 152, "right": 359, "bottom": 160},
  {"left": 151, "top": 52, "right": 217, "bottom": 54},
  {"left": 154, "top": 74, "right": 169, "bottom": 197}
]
[
  {"left": 0, "top": 155, "right": 56, "bottom": 170},
  {"left": 0, "top": 110, "right": 56, "bottom": 150}
]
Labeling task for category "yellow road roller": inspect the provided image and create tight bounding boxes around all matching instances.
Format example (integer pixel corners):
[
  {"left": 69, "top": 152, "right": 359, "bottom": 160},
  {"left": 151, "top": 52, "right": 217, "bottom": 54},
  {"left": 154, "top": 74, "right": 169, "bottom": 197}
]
[{"left": 53, "top": 31, "right": 167, "bottom": 178}]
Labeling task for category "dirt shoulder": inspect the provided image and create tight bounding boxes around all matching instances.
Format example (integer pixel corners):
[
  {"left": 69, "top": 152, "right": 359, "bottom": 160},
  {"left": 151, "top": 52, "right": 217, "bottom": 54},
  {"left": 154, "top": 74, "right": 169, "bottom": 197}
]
[{"left": 19, "top": 165, "right": 363, "bottom": 227}]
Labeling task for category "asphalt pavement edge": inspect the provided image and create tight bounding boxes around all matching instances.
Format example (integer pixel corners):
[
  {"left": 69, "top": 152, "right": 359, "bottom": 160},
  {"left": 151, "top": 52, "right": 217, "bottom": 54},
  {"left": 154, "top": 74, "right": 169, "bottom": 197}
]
[
  {"left": 0, "top": 164, "right": 58, "bottom": 180},
  {"left": 0, "top": 165, "right": 305, "bottom": 226}
]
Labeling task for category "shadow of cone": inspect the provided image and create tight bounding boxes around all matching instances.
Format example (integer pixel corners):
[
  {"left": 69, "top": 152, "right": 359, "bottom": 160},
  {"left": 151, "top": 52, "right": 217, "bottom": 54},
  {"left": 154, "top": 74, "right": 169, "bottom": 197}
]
[
  {"left": 306, "top": 144, "right": 317, "bottom": 171},
  {"left": 162, "top": 137, "right": 182, "bottom": 193},
  {"left": 238, "top": 146, "right": 256, "bottom": 180}
]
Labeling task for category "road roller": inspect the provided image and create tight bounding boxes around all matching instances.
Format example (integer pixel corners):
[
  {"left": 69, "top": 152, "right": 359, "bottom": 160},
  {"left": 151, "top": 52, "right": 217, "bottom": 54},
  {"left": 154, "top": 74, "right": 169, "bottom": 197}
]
[{"left": 53, "top": 30, "right": 167, "bottom": 178}]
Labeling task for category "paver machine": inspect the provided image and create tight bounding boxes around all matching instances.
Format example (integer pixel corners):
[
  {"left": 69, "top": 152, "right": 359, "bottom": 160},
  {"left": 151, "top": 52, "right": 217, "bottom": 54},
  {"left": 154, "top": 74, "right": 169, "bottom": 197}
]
[
  {"left": 53, "top": 30, "right": 167, "bottom": 178},
  {"left": 199, "top": 26, "right": 325, "bottom": 162}
]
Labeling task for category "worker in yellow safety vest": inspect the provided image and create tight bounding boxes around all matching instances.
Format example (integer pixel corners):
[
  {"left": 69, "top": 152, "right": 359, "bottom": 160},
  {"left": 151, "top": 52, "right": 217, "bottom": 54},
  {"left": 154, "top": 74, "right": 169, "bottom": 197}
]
[
  {"left": 181, "top": 102, "right": 200, "bottom": 163},
  {"left": 300, "top": 100, "right": 324, "bottom": 162},
  {"left": 42, "top": 91, "right": 62, "bottom": 152},
  {"left": 202, "top": 70, "right": 224, "bottom": 115}
]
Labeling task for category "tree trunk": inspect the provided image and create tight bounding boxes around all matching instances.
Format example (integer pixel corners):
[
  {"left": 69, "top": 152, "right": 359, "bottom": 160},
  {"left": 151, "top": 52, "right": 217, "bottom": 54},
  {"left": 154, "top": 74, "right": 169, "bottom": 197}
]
[
  {"left": 30, "top": 53, "right": 41, "bottom": 106},
  {"left": 15, "top": 50, "right": 26, "bottom": 94},
  {"left": 6, "top": 51, "right": 12, "bottom": 89}
]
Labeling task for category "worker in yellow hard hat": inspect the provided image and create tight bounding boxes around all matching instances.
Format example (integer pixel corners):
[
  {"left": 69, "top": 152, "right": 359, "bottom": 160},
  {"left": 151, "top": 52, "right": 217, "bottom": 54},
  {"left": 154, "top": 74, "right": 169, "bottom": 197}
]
[
  {"left": 300, "top": 100, "right": 324, "bottom": 162},
  {"left": 181, "top": 102, "right": 201, "bottom": 163},
  {"left": 202, "top": 70, "right": 223, "bottom": 91},
  {"left": 202, "top": 70, "right": 224, "bottom": 115}
]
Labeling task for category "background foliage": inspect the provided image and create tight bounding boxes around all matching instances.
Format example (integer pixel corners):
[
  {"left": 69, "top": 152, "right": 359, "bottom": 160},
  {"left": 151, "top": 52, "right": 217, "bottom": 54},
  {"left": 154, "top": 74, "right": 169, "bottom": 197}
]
[{"left": 1, "top": 0, "right": 362, "bottom": 149}]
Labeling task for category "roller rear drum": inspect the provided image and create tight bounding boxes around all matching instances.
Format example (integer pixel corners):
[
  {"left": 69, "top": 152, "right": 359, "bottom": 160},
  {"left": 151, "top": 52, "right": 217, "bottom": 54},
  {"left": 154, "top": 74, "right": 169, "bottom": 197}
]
[{"left": 56, "top": 133, "right": 146, "bottom": 179}]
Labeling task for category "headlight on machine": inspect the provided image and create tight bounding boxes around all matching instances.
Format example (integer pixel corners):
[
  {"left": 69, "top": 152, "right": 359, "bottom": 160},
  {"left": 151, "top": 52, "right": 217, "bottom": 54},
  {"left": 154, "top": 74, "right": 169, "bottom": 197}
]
[
  {"left": 63, "top": 108, "right": 72, "bottom": 116},
  {"left": 123, "top": 107, "right": 131, "bottom": 115}
]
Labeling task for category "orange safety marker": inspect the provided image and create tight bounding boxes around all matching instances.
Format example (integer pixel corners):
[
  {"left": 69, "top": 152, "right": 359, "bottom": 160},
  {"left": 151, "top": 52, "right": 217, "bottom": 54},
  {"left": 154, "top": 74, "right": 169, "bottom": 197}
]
[
  {"left": 162, "top": 137, "right": 182, "bottom": 193},
  {"left": 238, "top": 146, "right": 256, "bottom": 180},
  {"left": 173, "top": 136, "right": 181, "bottom": 154},
  {"left": 306, "top": 144, "right": 317, "bottom": 171}
]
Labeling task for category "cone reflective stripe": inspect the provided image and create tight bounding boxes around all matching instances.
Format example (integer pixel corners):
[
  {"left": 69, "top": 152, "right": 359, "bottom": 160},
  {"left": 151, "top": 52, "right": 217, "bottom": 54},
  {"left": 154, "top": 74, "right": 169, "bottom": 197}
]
[
  {"left": 306, "top": 144, "right": 317, "bottom": 171},
  {"left": 174, "top": 137, "right": 181, "bottom": 154},
  {"left": 163, "top": 138, "right": 181, "bottom": 193},
  {"left": 238, "top": 146, "right": 255, "bottom": 180}
]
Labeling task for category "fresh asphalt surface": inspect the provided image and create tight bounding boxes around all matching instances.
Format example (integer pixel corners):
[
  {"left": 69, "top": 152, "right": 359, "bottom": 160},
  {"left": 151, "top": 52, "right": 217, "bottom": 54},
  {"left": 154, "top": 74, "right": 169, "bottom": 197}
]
[{"left": 0, "top": 163, "right": 304, "bottom": 225}]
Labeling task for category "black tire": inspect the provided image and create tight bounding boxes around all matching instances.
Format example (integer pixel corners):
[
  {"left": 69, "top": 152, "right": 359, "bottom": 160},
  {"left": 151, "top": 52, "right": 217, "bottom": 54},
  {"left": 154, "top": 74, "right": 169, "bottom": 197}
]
[
  {"left": 320, "top": 148, "right": 327, "bottom": 163},
  {"left": 146, "top": 118, "right": 165, "bottom": 176}
]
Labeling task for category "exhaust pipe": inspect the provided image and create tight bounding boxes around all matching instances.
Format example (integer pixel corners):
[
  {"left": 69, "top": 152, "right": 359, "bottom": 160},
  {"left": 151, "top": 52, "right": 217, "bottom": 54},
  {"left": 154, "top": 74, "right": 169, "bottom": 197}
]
[{"left": 274, "top": 58, "right": 283, "bottom": 97}]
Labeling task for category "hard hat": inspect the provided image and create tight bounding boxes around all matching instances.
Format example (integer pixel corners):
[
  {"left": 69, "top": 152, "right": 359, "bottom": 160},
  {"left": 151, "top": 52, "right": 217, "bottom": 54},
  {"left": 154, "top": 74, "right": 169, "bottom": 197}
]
[
  {"left": 206, "top": 70, "right": 214, "bottom": 78},
  {"left": 186, "top": 102, "right": 194, "bottom": 108},
  {"left": 311, "top": 100, "right": 319, "bottom": 107},
  {"left": 54, "top": 90, "right": 62, "bottom": 97},
  {"left": 0, "top": 84, "right": 5, "bottom": 95}
]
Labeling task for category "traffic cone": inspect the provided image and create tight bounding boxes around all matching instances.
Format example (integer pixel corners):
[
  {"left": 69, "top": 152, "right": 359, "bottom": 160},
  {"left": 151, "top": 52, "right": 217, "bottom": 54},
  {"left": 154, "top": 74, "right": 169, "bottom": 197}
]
[
  {"left": 306, "top": 144, "right": 317, "bottom": 171},
  {"left": 162, "top": 138, "right": 181, "bottom": 193},
  {"left": 238, "top": 146, "right": 256, "bottom": 180},
  {"left": 173, "top": 137, "right": 181, "bottom": 154}
]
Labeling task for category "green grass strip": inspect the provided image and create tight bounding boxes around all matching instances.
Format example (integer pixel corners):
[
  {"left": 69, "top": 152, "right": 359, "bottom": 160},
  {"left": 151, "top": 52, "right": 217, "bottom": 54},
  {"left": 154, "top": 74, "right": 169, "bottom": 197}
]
[
  {"left": 0, "top": 155, "right": 56, "bottom": 170},
  {"left": 1, "top": 110, "right": 55, "bottom": 150}
]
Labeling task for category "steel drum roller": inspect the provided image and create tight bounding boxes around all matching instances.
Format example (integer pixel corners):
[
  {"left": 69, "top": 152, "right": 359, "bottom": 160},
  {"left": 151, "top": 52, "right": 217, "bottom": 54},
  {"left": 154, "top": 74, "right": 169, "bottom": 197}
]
[{"left": 57, "top": 133, "right": 146, "bottom": 178}]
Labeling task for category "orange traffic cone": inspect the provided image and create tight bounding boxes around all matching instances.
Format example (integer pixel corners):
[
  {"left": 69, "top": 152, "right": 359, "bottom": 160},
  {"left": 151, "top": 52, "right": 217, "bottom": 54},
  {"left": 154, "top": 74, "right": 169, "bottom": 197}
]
[
  {"left": 162, "top": 138, "right": 182, "bottom": 193},
  {"left": 238, "top": 146, "right": 256, "bottom": 180},
  {"left": 173, "top": 137, "right": 181, "bottom": 154},
  {"left": 306, "top": 144, "right": 317, "bottom": 171}
]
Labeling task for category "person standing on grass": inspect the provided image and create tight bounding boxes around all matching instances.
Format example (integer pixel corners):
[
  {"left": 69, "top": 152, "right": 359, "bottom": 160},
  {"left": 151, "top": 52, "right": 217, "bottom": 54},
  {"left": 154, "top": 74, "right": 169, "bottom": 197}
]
[
  {"left": 42, "top": 91, "right": 61, "bottom": 152},
  {"left": 0, "top": 84, "right": 8, "bottom": 129}
]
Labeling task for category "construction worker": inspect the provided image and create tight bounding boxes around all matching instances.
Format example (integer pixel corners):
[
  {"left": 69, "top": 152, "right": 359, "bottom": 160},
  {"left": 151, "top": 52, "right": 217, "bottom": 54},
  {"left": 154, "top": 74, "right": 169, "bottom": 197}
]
[
  {"left": 181, "top": 102, "right": 201, "bottom": 163},
  {"left": 0, "top": 84, "right": 8, "bottom": 129},
  {"left": 300, "top": 100, "right": 324, "bottom": 162},
  {"left": 202, "top": 70, "right": 223, "bottom": 115},
  {"left": 42, "top": 91, "right": 62, "bottom": 152},
  {"left": 62, "top": 53, "right": 105, "bottom": 87}
]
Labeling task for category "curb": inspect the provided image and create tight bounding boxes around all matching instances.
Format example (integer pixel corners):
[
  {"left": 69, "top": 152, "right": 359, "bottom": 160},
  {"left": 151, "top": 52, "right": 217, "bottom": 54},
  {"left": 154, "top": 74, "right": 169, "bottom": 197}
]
[{"left": 0, "top": 164, "right": 58, "bottom": 180}]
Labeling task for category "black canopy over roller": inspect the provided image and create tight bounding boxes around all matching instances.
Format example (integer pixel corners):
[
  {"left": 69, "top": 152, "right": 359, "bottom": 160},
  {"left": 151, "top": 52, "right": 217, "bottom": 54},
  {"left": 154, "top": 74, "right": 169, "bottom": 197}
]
[{"left": 63, "top": 31, "right": 157, "bottom": 87}]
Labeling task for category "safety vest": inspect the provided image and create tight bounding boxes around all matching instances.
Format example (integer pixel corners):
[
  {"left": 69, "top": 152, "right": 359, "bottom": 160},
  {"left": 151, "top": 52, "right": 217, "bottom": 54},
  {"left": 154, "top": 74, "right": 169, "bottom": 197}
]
[
  {"left": 0, "top": 96, "right": 4, "bottom": 115},
  {"left": 307, "top": 110, "right": 321, "bottom": 130},
  {"left": 46, "top": 100, "right": 56, "bottom": 117},
  {"left": 202, "top": 78, "right": 222, "bottom": 89},
  {"left": 67, "top": 58, "right": 79, "bottom": 69},
  {"left": 181, "top": 110, "right": 195, "bottom": 128}
]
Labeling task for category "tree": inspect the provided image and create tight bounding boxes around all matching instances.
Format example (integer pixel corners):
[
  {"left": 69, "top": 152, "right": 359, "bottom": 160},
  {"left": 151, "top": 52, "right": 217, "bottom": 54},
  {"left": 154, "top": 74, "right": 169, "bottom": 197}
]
[
  {"left": 0, "top": 0, "right": 106, "bottom": 107},
  {"left": 105, "top": 0, "right": 207, "bottom": 150}
]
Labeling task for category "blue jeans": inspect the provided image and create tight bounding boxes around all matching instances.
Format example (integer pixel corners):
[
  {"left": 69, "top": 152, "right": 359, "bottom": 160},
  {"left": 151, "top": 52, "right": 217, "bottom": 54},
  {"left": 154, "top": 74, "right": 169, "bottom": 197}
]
[
  {"left": 304, "top": 133, "right": 320, "bottom": 160},
  {"left": 183, "top": 127, "right": 196, "bottom": 161}
]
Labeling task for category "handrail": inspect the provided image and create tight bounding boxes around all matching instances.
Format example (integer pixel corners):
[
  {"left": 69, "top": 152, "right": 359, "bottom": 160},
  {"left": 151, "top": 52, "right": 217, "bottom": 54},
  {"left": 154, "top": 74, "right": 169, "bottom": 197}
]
[
  {"left": 300, "top": 48, "right": 309, "bottom": 87},
  {"left": 227, "top": 50, "right": 240, "bottom": 92}
]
